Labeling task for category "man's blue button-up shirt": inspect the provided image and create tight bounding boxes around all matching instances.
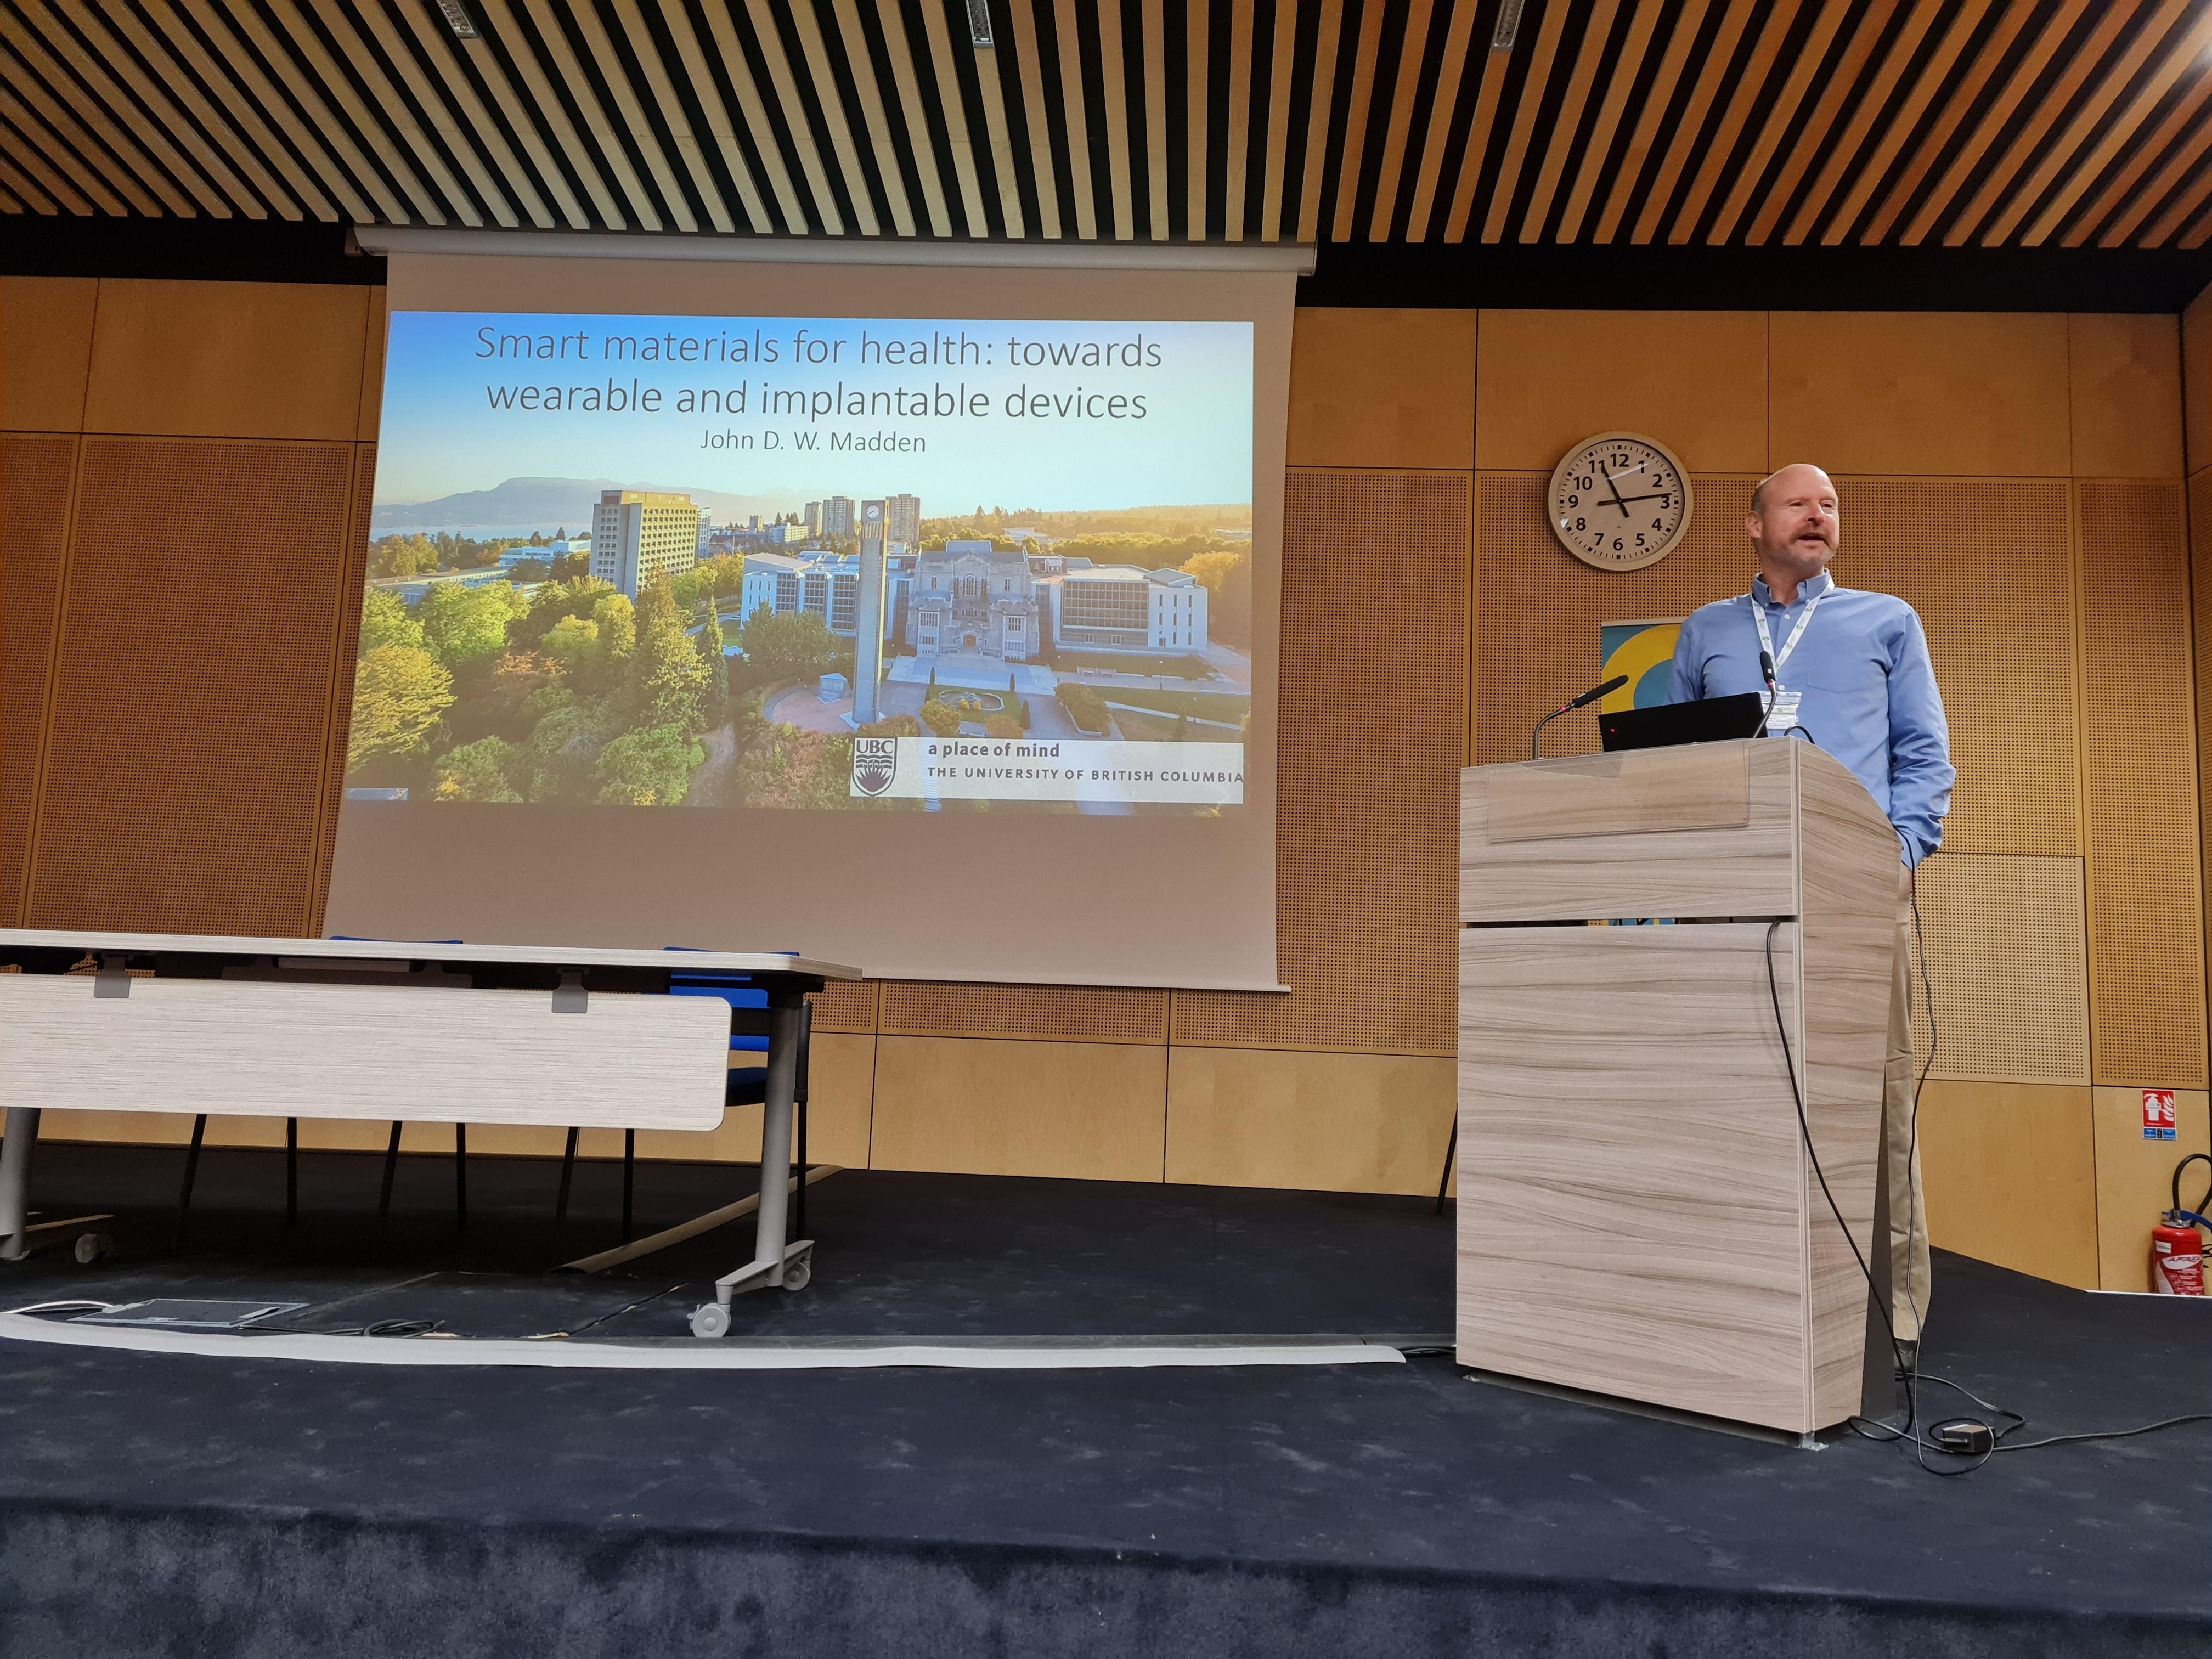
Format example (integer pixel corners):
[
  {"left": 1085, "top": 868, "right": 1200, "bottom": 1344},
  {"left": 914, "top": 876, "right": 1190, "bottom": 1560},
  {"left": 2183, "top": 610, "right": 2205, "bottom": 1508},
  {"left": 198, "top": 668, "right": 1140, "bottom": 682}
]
[{"left": 1667, "top": 570, "right": 1954, "bottom": 865}]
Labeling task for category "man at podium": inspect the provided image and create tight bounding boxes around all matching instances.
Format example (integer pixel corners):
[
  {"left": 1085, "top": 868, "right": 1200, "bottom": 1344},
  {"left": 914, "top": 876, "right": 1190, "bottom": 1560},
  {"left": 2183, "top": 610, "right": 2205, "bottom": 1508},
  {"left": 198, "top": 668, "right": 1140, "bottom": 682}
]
[{"left": 1666, "top": 462, "right": 1955, "bottom": 1351}]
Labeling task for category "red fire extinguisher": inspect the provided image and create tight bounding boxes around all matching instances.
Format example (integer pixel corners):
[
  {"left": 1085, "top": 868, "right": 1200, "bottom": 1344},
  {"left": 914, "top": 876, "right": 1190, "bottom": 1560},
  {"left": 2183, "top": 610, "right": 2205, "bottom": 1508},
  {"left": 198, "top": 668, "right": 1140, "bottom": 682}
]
[{"left": 2152, "top": 1153, "right": 2211, "bottom": 1296}]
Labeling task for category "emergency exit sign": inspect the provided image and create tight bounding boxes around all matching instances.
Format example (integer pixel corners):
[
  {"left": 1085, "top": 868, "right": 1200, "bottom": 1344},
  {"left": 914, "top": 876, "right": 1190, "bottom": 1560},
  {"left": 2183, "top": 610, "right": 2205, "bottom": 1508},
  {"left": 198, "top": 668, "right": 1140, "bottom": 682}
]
[{"left": 2143, "top": 1090, "right": 2178, "bottom": 1141}]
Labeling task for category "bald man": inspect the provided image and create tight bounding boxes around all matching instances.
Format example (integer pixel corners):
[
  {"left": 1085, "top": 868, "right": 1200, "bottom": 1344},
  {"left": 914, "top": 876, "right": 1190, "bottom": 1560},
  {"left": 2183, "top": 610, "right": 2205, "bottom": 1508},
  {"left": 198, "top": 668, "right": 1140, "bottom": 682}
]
[{"left": 1668, "top": 464, "right": 1954, "bottom": 1356}]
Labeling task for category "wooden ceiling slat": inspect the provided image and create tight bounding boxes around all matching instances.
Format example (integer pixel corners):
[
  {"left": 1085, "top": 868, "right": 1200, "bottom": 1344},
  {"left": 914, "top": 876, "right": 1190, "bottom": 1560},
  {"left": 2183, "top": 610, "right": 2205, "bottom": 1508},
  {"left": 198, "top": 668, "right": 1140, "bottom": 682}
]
[
  {"left": 1401, "top": 0, "right": 1481, "bottom": 241},
  {"left": 650, "top": 0, "right": 781, "bottom": 233},
  {"left": 1326, "top": 0, "right": 1386, "bottom": 243},
  {"left": 1367, "top": 0, "right": 1436, "bottom": 242},
  {"left": 1790, "top": 0, "right": 1974, "bottom": 246},
  {"left": 2015, "top": 12, "right": 2212, "bottom": 246},
  {"left": 1186, "top": 0, "right": 1208, "bottom": 241},
  {"left": 2166, "top": 183, "right": 2212, "bottom": 248},
  {"left": 284, "top": 0, "right": 478, "bottom": 224},
  {"left": 1139, "top": 0, "right": 1169, "bottom": 239},
  {"left": 1769, "top": 0, "right": 1946, "bottom": 249},
  {"left": 0, "top": 167, "right": 36, "bottom": 213},
  {"left": 13, "top": 4, "right": 222, "bottom": 216},
  {"left": 968, "top": 35, "right": 1029, "bottom": 237},
  {"left": 0, "top": 125, "right": 74, "bottom": 212},
  {"left": 906, "top": 0, "right": 994, "bottom": 238},
  {"left": 32, "top": 0, "right": 253, "bottom": 215},
  {"left": 1005, "top": 0, "right": 1064, "bottom": 238},
  {"left": 1898, "top": 1, "right": 2109, "bottom": 246},
  {"left": 1515, "top": 0, "right": 1619, "bottom": 244},
  {"left": 1589, "top": 0, "right": 1713, "bottom": 244},
  {"left": 448, "top": 1, "right": 589, "bottom": 230},
  {"left": 0, "top": 95, "right": 123, "bottom": 212},
  {"left": 1857, "top": 0, "right": 2033, "bottom": 244},
  {"left": 1551, "top": 0, "right": 1663, "bottom": 243},
  {"left": 1091, "top": 0, "right": 1136, "bottom": 240},
  {"left": 1223, "top": 0, "right": 1257, "bottom": 242},
  {"left": 1, "top": 32, "right": 178, "bottom": 215},
  {"left": 1627, "top": 0, "right": 1757, "bottom": 245},
  {"left": 1948, "top": 2, "right": 2179, "bottom": 247},
  {"left": 1293, "top": 0, "right": 1345, "bottom": 243},
  {"left": 136, "top": 0, "right": 340, "bottom": 220},
  {"left": 1441, "top": 29, "right": 1516, "bottom": 240},
  {"left": 1257, "top": 0, "right": 1302, "bottom": 240},
  {"left": 475, "top": 0, "right": 632, "bottom": 230},
  {"left": 860, "top": 0, "right": 958, "bottom": 237},
  {"left": 2094, "top": 88, "right": 2212, "bottom": 246},
  {"left": 1043, "top": 0, "right": 1099, "bottom": 238},
  {"left": 0, "top": 111, "right": 92, "bottom": 211},
  {"left": 342, "top": 0, "right": 525, "bottom": 229},
  {"left": 818, "top": 0, "right": 921, "bottom": 236},
  {"left": 233, "top": 0, "right": 443, "bottom": 224},
  {"left": 70, "top": 0, "right": 301, "bottom": 219},
  {"left": 173, "top": 0, "right": 385, "bottom": 224},
  {"left": 557, "top": 0, "right": 703, "bottom": 232},
  {"left": 608, "top": 0, "right": 758, "bottom": 234},
  {"left": 511, "top": 0, "right": 662, "bottom": 229},
  {"left": 1669, "top": 0, "right": 1803, "bottom": 245},
  {"left": 736, "top": 0, "right": 840, "bottom": 233},
  {"left": 1706, "top": 0, "right": 1859, "bottom": 245}
]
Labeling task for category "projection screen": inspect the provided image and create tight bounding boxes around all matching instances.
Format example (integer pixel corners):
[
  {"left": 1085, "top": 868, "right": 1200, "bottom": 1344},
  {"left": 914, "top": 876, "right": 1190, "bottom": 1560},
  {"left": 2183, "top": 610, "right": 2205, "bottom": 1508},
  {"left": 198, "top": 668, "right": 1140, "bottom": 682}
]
[{"left": 324, "top": 235, "right": 1300, "bottom": 990}]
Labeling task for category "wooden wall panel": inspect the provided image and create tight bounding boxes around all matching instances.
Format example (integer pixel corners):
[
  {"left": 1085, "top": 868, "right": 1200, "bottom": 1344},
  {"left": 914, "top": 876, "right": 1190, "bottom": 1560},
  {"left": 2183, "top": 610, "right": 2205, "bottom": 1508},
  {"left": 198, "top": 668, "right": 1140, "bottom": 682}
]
[
  {"left": 878, "top": 981, "right": 1169, "bottom": 1044},
  {"left": 1472, "top": 311, "right": 1768, "bottom": 472},
  {"left": 636, "top": 1032, "right": 876, "bottom": 1168},
  {"left": 80, "top": 280, "right": 370, "bottom": 441},
  {"left": 1286, "top": 309, "right": 1477, "bottom": 470},
  {"left": 2092, "top": 1085, "right": 2211, "bottom": 1291},
  {"left": 867, "top": 1035, "right": 1166, "bottom": 1181},
  {"left": 1171, "top": 469, "right": 1466, "bottom": 1055},
  {"left": 1916, "top": 1081, "right": 2100, "bottom": 1290},
  {"left": 1830, "top": 479, "right": 2079, "bottom": 857},
  {"left": 2067, "top": 313, "right": 2183, "bottom": 479},
  {"left": 2078, "top": 479, "right": 2208, "bottom": 1086},
  {"left": 809, "top": 978, "right": 879, "bottom": 1034},
  {"left": 2182, "top": 284, "right": 2212, "bottom": 476},
  {"left": 1768, "top": 313, "right": 2073, "bottom": 477},
  {"left": 358, "top": 286, "right": 388, "bottom": 442},
  {"left": 1907, "top": 854, "right": 2090, "bottom": 1085},
  {"left": 1165, "top": 1047, "right": 1452, "bottom": 1194},
  {"left": 24, "top": 436, "right": 356, "bottom": 935},
  {"left": 1, "top": 276, "right": 97, "bottom": 432},
  {"left": 1, "top": 431, "right": 75, "bottom": 928}
]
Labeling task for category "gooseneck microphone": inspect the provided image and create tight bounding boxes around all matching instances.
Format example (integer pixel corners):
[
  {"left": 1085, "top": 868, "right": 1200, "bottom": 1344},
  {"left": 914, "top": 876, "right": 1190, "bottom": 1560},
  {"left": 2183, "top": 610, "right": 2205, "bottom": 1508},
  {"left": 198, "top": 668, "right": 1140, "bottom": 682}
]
[
  {"left": 1530, "top": 674, "right": 1629, "bottom": 759},
  {"left": 1754, "top": 649, "right": 1779, "bottom": 737}
]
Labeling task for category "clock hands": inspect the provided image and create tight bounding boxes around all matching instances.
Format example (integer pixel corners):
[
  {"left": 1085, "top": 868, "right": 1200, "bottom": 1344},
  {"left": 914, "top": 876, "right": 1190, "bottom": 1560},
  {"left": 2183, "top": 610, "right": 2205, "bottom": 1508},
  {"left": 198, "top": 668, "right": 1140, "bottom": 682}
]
[{"left": 1600, "top": 469, "right": 1633, "bottom": 519}]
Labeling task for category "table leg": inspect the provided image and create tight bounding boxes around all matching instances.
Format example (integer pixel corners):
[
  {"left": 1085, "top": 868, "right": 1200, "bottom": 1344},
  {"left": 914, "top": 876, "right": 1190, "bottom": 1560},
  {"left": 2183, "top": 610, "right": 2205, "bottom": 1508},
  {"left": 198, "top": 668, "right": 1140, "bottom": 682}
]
[
  {"left": 0, "top": 1107, "right": 43, "bottom": 1262},
  {"left": 690, "top": 986, "right": 811, "bottom": 1336}
]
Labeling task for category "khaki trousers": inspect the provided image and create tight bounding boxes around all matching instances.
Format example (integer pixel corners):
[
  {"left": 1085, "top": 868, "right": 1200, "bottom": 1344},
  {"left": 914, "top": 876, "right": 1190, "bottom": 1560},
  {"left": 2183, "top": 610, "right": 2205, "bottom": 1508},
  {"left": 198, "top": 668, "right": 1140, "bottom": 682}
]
[{"left": 1886, "top": 864, "right": 1932, "bottom": 1341}]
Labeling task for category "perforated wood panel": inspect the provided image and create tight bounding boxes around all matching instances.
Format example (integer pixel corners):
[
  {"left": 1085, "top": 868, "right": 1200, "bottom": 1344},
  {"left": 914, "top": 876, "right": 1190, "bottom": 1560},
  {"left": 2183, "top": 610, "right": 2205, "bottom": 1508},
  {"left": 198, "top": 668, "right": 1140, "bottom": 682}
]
[
  {"left": 1, "top": 432, "right": 74, "bottom": 927},
  {"left": 1907, "top": 854, "right": 2090, "bottom": 1085},
  {"left": 1170, "top": 470, "right": 1468, "bottom": 1056},
  {"left": 808, "top": 978, "right": 878, "bottom": 1034},
  {"left": 1472, "top": 475, "right": 2081, "bottom": 857},
  {"left": 2079, "top": 479, "right": 2208, "bottom": 1086},
  {"left": 2193, "top": 467, "right": 2212, "bottom": 1020},
  {"left": 25, "top": 437, "right": 357, "bottom": 935},
  {"left": 879, "top": 981, "right": 1169, "bottom": 1045}
]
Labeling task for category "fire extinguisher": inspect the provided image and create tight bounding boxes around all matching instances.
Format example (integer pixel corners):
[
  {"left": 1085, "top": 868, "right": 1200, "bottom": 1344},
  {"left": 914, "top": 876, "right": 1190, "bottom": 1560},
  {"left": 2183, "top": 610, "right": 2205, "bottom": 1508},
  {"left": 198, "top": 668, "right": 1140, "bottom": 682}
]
[{"left": 2152, "top": 1153, "right": 2211, "bottom": 1296}]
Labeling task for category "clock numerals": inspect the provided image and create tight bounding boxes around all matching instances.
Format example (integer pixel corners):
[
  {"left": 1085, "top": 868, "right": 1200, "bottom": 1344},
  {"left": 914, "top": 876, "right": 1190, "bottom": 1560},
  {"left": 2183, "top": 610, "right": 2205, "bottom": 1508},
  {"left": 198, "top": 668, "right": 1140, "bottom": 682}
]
[{"left": 1549, "top": 435, "right": 1694, "bottom": 571}]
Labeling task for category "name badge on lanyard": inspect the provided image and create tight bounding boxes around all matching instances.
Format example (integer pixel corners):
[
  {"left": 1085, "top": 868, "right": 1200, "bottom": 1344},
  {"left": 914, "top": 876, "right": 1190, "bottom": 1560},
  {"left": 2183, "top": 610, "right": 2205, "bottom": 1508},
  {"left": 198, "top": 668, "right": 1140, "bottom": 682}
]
[{"left": 1750, "top": 586, "right": 1825, "bottom": 732}]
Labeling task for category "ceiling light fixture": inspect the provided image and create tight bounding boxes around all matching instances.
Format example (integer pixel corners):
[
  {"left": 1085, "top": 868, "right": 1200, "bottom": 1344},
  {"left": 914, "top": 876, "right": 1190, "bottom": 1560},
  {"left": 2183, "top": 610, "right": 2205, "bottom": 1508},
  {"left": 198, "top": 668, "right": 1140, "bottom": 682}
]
[
  {"left": 1491, "top": 0, "right": 1525, "bottom": 52},
  {"left": 966, "top": 0, "right": 995, "bottom": 48},
  {"left": 435, "top": 0, "right": 480, "bottom": 40}
]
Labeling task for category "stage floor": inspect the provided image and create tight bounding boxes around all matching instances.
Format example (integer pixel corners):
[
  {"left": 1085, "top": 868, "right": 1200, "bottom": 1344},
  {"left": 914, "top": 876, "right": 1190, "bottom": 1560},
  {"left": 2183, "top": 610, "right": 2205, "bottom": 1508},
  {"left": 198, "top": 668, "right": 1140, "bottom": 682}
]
[{"left": 1, "top": 1144, "right": 2206, "bottom": 1658}]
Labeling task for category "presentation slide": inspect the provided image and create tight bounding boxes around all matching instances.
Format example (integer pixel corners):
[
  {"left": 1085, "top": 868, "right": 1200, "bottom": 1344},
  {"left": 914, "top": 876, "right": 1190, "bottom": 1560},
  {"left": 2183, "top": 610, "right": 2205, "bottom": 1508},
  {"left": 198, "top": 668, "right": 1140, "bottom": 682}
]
[{"left": 348, "top": 311, "right": 1255, "bottom": 818}]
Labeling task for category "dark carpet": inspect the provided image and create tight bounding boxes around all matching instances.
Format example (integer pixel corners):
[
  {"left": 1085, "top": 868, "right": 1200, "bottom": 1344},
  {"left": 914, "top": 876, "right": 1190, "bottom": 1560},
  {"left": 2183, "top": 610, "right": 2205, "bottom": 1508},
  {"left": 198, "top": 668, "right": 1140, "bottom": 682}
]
[{"left": 0, "top": 1143, "right": 2205, "bottom": 1659}]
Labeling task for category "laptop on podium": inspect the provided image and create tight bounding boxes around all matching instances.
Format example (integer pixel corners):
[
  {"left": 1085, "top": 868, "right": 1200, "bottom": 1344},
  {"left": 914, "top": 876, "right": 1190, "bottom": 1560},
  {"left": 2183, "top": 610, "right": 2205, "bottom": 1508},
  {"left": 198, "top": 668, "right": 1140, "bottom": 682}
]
[{"left": 1599, "top": 692, "right": 1766, "bottom": 753}]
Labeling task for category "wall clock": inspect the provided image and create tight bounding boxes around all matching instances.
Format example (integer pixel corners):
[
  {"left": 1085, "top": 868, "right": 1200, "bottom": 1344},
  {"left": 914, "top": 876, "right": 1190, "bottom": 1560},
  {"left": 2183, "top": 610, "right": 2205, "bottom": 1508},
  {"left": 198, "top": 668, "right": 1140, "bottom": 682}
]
[{"left": 1548, "top": 432, "right": 1692, "bottom": 572}]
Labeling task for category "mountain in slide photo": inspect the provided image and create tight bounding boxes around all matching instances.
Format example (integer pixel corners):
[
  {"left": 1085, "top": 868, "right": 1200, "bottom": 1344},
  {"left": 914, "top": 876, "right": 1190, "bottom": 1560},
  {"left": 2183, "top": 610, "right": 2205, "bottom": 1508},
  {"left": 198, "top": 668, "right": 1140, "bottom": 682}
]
[{"left": 371, "top": 476, "right": 785, "bottom": 532}]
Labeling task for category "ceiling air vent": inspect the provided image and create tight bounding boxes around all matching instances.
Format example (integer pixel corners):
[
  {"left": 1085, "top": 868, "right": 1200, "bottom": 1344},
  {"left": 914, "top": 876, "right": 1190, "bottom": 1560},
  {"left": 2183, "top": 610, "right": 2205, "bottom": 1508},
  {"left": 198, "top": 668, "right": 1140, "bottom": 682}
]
[{"left": 966, "top": 0, "right": 995, "bottom": 49}]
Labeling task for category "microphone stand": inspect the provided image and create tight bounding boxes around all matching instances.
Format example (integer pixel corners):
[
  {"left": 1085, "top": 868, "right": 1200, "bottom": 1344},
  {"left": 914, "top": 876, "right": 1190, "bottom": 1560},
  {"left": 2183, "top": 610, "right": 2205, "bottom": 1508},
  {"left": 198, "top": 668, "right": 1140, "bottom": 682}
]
[
  {"left": 1530, "top": 675, "right": 1629, "bottom": 759},
  {"left": 1753, "top": 649, "right": 1779, "bottom": 738}
]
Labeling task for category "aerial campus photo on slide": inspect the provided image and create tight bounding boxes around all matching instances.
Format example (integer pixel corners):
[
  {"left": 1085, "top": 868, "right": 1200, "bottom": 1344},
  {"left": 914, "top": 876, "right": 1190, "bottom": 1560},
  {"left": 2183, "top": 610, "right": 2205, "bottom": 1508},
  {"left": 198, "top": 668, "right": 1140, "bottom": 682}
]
[{"left": 343, "top": 309, "right": 1256, "bottom": 818}]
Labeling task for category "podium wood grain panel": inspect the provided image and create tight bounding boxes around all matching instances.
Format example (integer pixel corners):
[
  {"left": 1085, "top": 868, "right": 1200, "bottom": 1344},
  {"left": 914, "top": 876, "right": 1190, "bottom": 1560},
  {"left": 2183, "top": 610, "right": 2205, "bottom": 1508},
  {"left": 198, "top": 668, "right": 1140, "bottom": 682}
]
[
  {"left": 1457, "top": 923, "right": 1814, "bottom": 1431},
  {"left": 0, "top": 974, "right": 729, "bottom": 1130},
  {"left": 1461, "top": 741, "right": 1795, "bottom": 922}
]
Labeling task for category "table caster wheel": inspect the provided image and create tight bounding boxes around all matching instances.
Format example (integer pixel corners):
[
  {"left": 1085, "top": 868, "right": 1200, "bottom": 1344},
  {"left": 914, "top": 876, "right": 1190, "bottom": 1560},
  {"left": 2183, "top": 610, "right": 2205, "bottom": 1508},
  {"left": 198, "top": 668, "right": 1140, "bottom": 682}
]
[
  {"left": 73, "top": 1232, "right": 112, "bottom": 1265},
  {"left": 781, "top": 1257, "right": 810, "bottom": 1293},
  {"left": 689, "top": 1302, "right": 731, "bottom": 1340}
]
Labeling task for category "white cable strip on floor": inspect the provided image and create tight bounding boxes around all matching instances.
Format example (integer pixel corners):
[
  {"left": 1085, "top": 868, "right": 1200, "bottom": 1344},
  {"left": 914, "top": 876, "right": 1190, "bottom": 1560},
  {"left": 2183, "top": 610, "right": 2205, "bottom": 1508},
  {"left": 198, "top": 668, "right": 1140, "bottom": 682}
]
[{"left": 0, "top": 1313, "right": 1406, "bottom": 1371}]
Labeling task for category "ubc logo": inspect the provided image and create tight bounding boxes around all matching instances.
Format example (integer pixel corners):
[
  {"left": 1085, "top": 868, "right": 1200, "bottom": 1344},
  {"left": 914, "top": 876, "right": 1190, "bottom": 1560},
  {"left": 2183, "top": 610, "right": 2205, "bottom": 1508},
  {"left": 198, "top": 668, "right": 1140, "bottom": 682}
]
[{"left": 851, "top": 737, "right": 898, "bottom": 797}]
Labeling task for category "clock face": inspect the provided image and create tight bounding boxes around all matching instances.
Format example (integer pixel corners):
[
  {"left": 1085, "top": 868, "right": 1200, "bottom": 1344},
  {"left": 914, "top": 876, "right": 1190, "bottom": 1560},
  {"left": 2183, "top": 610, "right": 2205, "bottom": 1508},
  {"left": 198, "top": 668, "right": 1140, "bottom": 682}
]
[{"left": 1548, "top": 433, "right": 1693, "bottom": 571}]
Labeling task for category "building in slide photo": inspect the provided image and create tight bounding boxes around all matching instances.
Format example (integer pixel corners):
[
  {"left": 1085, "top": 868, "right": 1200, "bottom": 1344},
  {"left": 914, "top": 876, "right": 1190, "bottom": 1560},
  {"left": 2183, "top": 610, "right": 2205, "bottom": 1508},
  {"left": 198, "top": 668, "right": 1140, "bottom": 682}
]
[
  {"left": 1038, "top": 563, "right": 1208, "bottom": 654},
  {"left": 908, "top": 541, "right": 1040, "bottom": 661},
  {"left": 591, "top": 489, "right": 700, "bottom": 598}
]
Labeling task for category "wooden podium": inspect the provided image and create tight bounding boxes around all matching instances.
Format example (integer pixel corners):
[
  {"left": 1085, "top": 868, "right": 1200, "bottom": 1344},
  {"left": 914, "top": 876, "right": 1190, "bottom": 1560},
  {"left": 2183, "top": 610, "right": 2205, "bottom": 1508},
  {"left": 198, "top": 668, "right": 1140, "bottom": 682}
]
[{"left": 1456, "top": 738, "right": 1898, "bottom": 1435}]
